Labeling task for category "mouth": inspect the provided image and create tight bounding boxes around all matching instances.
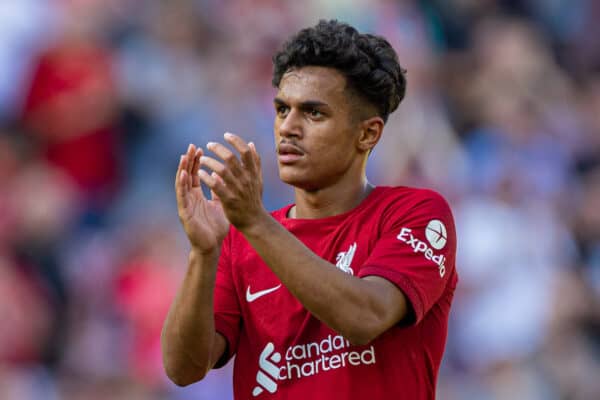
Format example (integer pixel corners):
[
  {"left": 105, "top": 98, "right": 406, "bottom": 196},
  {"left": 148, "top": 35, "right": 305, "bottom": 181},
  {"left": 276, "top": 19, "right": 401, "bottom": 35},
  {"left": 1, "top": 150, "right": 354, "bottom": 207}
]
[{"left": 277, "top": 143, "right": 304, "bottom": 164}]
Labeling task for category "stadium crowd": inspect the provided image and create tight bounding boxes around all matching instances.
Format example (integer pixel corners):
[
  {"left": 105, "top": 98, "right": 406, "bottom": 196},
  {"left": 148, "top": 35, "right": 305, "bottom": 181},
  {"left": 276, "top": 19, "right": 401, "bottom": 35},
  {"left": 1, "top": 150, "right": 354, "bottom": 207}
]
[{"left": 1, "top": 0, "right": 599, "bottom": 398}]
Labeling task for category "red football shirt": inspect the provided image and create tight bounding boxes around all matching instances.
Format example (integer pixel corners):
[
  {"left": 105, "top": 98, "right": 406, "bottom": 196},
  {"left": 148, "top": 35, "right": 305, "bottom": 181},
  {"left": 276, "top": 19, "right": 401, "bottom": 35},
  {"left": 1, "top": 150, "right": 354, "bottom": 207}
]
[{"left": 213, "top": 186, "right": 458, "bottom": 399}]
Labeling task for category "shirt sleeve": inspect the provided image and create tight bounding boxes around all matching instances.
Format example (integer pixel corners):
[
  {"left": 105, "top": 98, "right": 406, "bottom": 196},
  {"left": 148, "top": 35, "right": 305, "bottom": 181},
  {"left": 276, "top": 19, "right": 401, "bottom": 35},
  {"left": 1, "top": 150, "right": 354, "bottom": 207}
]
[
  {"left": 358, "top": 190, "right": 457, "bottom": 325},
  {"left": 213, "top": 229, "right": 241, "bottom": 368}
]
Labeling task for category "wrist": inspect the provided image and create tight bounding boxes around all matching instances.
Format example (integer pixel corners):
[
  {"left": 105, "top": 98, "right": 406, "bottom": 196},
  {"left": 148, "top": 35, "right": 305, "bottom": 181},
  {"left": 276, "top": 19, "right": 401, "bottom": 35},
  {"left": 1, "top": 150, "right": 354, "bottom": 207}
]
[
  {"left": 238, "top": 209, "right": 273, "bottom": 238},
  {"left": 190, "top": 245, "right": 221, "bottom": 260}
]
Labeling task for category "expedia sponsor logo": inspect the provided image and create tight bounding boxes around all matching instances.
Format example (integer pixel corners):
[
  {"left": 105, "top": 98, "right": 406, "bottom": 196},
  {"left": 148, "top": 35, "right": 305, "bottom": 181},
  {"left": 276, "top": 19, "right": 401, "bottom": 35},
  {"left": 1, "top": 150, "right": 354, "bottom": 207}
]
[
  {"left": 252, "top": 335, "right": 376, "bottom": 397},
  {"left": 397, "top": 226, "right": 446, "bottom": 277},
  {"left": 425, "top": 219, "right": 447, "bottom": 250}
]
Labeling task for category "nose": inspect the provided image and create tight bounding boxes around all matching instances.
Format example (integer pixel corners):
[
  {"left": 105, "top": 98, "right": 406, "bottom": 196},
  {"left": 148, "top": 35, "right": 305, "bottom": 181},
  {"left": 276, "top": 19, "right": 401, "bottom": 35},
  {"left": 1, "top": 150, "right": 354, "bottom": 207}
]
[{"left": 277, "top": 109, "right": 302, "bottom": 139}]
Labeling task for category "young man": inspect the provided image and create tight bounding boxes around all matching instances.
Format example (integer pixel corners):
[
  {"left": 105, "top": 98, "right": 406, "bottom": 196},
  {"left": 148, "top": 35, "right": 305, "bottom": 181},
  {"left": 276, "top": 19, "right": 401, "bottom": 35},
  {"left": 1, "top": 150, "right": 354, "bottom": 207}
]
[{"left": 162, "top": 20, "right": 457, "bottom": 399}]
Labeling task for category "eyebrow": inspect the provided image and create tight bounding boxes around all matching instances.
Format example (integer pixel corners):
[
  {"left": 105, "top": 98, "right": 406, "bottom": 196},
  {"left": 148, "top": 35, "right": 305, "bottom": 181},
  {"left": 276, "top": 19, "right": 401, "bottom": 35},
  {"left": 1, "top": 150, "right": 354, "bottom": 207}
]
[{"left": 273, "top": 97, "right": 330, "bottom": 109}]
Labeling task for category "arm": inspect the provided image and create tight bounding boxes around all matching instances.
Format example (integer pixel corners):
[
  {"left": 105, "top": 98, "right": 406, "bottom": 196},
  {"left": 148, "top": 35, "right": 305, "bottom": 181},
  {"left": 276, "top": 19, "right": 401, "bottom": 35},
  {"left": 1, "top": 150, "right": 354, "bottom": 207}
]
[
  {"left": 161, "top": 249, "right": 227, "bottom": 386},
  {"left": 199, "top": 134, "right": 408, "bottom": 345},
  {"left": 242, "top": 214, "right": 408, "bottom": 345},
  {"left": 161, "top": 144, "right": 229, "bottom": 386}
]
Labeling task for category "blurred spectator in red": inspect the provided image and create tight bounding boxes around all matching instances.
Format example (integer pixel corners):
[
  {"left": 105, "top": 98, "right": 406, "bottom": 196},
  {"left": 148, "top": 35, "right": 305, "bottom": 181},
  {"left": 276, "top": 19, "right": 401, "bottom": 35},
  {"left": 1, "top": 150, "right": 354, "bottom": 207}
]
[
  {"left": 21, "top": 0, "right": 123, "bottom": 211},
  {"left": 0, "top": 256, "right": 52, "bottom": 364},
  {"left": 0, "top": 127, "right": 78, "bottom": 369},
  {"left": 114, "top": 222, "right": 185, "bottom": 386}
]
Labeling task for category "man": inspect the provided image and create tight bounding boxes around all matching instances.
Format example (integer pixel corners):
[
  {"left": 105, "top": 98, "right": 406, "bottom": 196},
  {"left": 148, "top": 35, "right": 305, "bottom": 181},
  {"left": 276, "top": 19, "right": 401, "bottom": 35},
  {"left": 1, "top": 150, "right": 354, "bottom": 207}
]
[{"left": 162, "top": 20, "right": 457, "bottom": 399}]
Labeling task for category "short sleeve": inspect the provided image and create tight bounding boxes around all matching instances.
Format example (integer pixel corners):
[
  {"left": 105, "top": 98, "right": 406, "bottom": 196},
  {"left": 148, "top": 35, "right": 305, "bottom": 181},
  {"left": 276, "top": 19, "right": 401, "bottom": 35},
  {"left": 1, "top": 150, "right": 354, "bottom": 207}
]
[
  {"left": 213, "top": 229, "right": 241, "bottom": 367},
  {"left": 358, "top": 190, "right": 457, "bottom": 324}
]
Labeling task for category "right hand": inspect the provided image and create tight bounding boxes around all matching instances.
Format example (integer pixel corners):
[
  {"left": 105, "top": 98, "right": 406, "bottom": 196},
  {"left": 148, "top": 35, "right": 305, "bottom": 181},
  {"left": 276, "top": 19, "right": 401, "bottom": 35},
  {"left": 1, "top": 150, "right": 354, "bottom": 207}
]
[{"left": 175, "top": 144, "right": 230, "bottom": 253}]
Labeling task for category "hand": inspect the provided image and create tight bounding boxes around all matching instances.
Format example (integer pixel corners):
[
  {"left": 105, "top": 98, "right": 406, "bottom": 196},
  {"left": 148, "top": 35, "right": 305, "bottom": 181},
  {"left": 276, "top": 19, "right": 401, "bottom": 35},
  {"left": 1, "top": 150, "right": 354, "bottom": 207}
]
[
  {"left": 175, "top": 144, "right": 230, "bottom": 253},
  {"left": 198, "top": 133, "right": 266, "bottom": 231}
]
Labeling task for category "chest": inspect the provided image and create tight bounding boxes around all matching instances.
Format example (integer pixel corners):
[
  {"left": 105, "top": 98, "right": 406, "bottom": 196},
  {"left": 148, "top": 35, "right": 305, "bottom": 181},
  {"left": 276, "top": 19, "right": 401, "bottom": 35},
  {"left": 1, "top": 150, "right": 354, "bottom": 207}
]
[{"left": 231, "top": 220, "right": 381, "bottom": 342}]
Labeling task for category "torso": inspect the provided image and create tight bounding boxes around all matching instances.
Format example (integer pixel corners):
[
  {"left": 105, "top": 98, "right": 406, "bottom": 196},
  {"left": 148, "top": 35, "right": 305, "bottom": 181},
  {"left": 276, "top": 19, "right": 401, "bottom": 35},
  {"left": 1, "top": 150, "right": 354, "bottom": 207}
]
[{"left": 215, "top": 186, "right": 458, "bottom": 400}]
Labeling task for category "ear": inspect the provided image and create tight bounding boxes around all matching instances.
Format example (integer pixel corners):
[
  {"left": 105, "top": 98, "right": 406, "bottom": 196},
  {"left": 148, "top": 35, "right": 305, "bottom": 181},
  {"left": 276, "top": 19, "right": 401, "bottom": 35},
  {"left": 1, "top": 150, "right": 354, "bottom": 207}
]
[{"left": 356, "top": 116, "right": 384, "bottom": 153}]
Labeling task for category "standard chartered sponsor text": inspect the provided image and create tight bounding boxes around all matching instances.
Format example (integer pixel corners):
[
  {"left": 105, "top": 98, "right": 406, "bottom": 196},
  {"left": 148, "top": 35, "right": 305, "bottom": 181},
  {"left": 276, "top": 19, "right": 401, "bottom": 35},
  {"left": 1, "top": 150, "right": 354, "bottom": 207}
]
[{"left": 278, "top": 334, "right": 376, "bottom": 380}]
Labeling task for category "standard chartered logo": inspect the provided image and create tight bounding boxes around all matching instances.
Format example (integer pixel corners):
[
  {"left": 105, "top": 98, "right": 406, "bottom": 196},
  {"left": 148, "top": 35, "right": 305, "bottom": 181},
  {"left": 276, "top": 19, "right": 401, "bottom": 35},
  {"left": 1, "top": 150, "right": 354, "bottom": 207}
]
[
  {"left": 252, "top": 335, "right": 376, "bottom": 397},
  {"left": 252, "top": 342, "right": 282, "bottom": 396}
]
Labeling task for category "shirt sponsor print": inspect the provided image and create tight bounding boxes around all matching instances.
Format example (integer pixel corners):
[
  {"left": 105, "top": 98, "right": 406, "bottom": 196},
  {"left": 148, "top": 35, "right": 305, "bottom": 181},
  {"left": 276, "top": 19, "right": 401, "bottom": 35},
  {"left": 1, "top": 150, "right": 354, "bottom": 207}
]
[
  {"left": 252, "top": 335, "right": 376, "bottom": 397},
  {"left": 396, "top": 220, "right": 447, "bottom": 277},
  {"left": 425, "top": 219, "right": 447, "bottom": 250}
]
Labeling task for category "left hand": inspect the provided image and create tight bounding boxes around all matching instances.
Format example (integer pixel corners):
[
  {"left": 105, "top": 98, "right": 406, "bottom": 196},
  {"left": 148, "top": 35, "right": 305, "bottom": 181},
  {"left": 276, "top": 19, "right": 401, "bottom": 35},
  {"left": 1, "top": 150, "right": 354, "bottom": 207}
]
[{"left": 198, "top": 132, "right": 266, "bottom": 230}]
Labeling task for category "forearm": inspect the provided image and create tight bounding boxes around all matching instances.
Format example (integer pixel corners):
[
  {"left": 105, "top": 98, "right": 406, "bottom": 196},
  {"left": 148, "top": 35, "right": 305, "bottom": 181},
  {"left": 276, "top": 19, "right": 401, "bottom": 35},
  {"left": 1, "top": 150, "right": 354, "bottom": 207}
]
[
  {"left": 241, "top": 212, "right": 399, "bottom": 344},
  {"left": 161, "top": 249, "right": 221, "bottom": 385}
]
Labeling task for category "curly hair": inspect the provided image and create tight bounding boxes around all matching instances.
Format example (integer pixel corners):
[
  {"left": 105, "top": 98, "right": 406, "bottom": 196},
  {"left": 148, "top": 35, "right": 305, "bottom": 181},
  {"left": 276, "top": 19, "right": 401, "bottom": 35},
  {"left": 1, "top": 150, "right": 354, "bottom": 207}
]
[{"left": 272, "top": 20, "right": 406, "bottom": 123}]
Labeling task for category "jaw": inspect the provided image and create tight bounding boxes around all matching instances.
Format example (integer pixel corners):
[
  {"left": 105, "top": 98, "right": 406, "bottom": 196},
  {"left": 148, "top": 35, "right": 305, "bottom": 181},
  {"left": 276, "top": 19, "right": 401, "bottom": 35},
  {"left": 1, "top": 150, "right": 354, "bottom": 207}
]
[
  {"left": 278, "top": 164, "right": 351, "bottom": 193},
  {"left": 278, "top": 165, "right": 314, "bottom": 190},
  {"left": 278, "top": 161, "right": 332, "bottom": 192}
]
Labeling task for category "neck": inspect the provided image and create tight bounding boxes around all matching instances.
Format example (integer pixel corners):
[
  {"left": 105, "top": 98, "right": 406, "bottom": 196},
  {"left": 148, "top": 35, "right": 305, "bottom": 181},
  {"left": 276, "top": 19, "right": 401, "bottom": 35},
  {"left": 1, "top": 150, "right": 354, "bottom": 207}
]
[{"left": 290, "top": 176, "right": 374, "bottom": 219}]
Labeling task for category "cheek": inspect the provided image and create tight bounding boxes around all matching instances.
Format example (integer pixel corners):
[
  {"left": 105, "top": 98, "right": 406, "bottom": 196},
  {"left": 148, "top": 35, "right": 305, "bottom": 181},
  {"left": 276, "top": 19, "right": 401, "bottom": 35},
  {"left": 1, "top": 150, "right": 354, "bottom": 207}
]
[
  {"left": 310, "top": 136, "right": 354, "bottom": 171},
  {"left": 314, "top": 125, "right": 355, "bottom": 154}
]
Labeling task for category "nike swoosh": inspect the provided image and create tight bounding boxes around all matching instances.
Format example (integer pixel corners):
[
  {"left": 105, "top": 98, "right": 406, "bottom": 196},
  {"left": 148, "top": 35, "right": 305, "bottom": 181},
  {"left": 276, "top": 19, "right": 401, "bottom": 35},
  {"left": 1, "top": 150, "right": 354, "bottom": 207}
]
[{"left": 246, "top": 284, "right": 282, "bottom": 302}]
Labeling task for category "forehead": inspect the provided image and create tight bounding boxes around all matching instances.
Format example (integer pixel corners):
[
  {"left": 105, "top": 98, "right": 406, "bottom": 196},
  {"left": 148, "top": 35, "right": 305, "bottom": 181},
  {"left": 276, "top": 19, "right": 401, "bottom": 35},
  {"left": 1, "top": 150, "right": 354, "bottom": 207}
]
[{"left": 277, "top": 66, "right": 348, "bottom": 104}]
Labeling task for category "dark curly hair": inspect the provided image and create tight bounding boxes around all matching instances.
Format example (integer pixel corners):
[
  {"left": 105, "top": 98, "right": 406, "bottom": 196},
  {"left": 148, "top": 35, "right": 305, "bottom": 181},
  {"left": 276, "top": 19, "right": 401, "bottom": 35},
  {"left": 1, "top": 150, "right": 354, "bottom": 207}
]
[{"left": 272, "top": 20, "right": 406, "bottom": 123}]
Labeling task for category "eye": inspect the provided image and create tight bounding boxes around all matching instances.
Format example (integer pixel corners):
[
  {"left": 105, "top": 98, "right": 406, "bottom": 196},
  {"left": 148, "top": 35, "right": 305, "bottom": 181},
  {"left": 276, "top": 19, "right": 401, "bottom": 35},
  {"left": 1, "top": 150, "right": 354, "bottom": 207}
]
[
  {"left": 276, "top": 105, "right": 289, "bottom": 117},
  {"left": 308, "top": 108, "right": 322, "bottom": 118}
]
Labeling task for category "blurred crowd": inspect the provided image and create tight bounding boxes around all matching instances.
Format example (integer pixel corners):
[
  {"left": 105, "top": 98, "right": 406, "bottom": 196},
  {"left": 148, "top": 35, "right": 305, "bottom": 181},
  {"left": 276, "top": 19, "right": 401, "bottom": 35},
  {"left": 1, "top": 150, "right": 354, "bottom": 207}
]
[{"left": 1, "top": 0, "right": 599, "bottom": 399}]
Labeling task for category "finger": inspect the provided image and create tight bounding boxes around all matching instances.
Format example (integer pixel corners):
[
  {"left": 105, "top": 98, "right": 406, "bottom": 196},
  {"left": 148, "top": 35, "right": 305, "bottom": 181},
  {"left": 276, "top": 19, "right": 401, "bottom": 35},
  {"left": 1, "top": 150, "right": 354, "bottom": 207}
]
[
  {"left": 224, "top": 132, "right": 254, "bottom": 171},
  {"left": 176, "top": 169, "right": 189, "bottom": 208},
  {"left": 186, "top": 144, "right": 196, "bottom": 178},
  {"left": 207, "top": 141, "right": 242, "bottom": 173},
  {"left": 198, "top": 169, "right": 229, "bottom": 200},
  {"left": 176, "top": 147, "right": 193, "bottom": 192},
  {"left": 249, "top": 142, "right": 261, "bottom": 172},
  {"left": 191, "top": 148, "right": 203, "bottom": 187},
  {"left": 175, "top": 154, "right": 185, "bottom": 190},
  {"left": 200, "top": 155, "right": 236, "bottom": 186},
  {"left": 180, "top": 152, "right": 192, "bottom": 192}
]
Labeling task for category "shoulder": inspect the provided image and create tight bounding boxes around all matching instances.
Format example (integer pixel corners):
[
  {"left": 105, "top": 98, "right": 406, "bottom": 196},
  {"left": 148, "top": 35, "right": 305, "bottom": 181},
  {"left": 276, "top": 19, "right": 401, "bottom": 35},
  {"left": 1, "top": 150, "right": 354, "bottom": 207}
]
[
  {"left": 367, "top": 187, "right": 456, "bottom": 245},
  {"left": 375, "top": 186, "right": 453, "bottom": 216}
]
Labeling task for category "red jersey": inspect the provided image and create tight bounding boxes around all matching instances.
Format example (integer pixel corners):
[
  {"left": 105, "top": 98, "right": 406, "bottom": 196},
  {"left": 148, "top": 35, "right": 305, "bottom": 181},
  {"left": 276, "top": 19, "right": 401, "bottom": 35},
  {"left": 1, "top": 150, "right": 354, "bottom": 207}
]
[{"left": 213, "top": 186, "right": 458, "bottom": 399}]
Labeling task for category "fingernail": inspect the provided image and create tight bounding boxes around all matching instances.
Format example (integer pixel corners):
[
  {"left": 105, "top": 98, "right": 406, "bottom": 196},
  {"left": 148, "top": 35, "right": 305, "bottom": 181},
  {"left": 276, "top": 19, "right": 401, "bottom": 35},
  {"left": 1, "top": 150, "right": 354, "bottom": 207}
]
[
  {"left": 248, "top": 142, "right": 254, "bottom": 148},
  {"left": 224, "top": 132, "right": 233, "bottom": 139},
  {"left": 188, "top": 144, "right": 193, "bottom": 151},
  {"left": 207, "top": 142, "right": 215, "bottom": 148},
  {"left": 180, "top": 155, "right": 184, "bottom": 161}
]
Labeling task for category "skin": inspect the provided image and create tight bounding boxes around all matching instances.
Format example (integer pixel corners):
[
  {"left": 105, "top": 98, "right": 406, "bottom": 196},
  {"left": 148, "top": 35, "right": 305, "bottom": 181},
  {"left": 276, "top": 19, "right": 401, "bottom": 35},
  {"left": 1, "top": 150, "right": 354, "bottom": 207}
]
[{"left": 161, "top": 66, "right": 409, "bottom": 386}]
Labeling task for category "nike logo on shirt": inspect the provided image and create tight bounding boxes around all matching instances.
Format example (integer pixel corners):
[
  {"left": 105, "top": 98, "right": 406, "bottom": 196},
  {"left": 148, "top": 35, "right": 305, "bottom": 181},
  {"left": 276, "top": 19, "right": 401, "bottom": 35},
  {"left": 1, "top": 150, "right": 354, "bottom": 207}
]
[{"left": 246, "top": 284, "right": 282, "bottom": 302}]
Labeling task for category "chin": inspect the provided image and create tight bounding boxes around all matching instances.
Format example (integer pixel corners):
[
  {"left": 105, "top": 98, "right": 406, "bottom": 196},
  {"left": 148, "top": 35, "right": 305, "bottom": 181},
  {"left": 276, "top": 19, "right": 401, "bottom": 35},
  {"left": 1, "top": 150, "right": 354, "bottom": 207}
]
[
  {"left": 279, "top": 170, "right": 316, "bottom": 190},
  {"left": 279, "top": 171, "right": 302, "bottom": 186}
]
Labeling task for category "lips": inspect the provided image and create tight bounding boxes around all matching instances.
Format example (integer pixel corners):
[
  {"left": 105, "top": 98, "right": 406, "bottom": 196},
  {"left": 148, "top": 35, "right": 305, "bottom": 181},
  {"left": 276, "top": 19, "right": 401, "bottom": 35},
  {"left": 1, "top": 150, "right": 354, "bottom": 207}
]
[
  {"left": 277, "top": 143, "right": 305, "bottom": 164},
  {"left": 277, "top": 143, "right": 304, "bottom": 156}
]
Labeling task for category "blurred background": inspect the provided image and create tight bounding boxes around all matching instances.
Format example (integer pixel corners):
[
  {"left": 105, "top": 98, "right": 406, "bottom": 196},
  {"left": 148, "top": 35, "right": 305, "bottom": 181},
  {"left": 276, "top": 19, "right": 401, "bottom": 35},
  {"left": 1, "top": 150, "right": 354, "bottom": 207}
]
[{"left": 1, "top": 0, "right": 599, "bottom": 399}]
